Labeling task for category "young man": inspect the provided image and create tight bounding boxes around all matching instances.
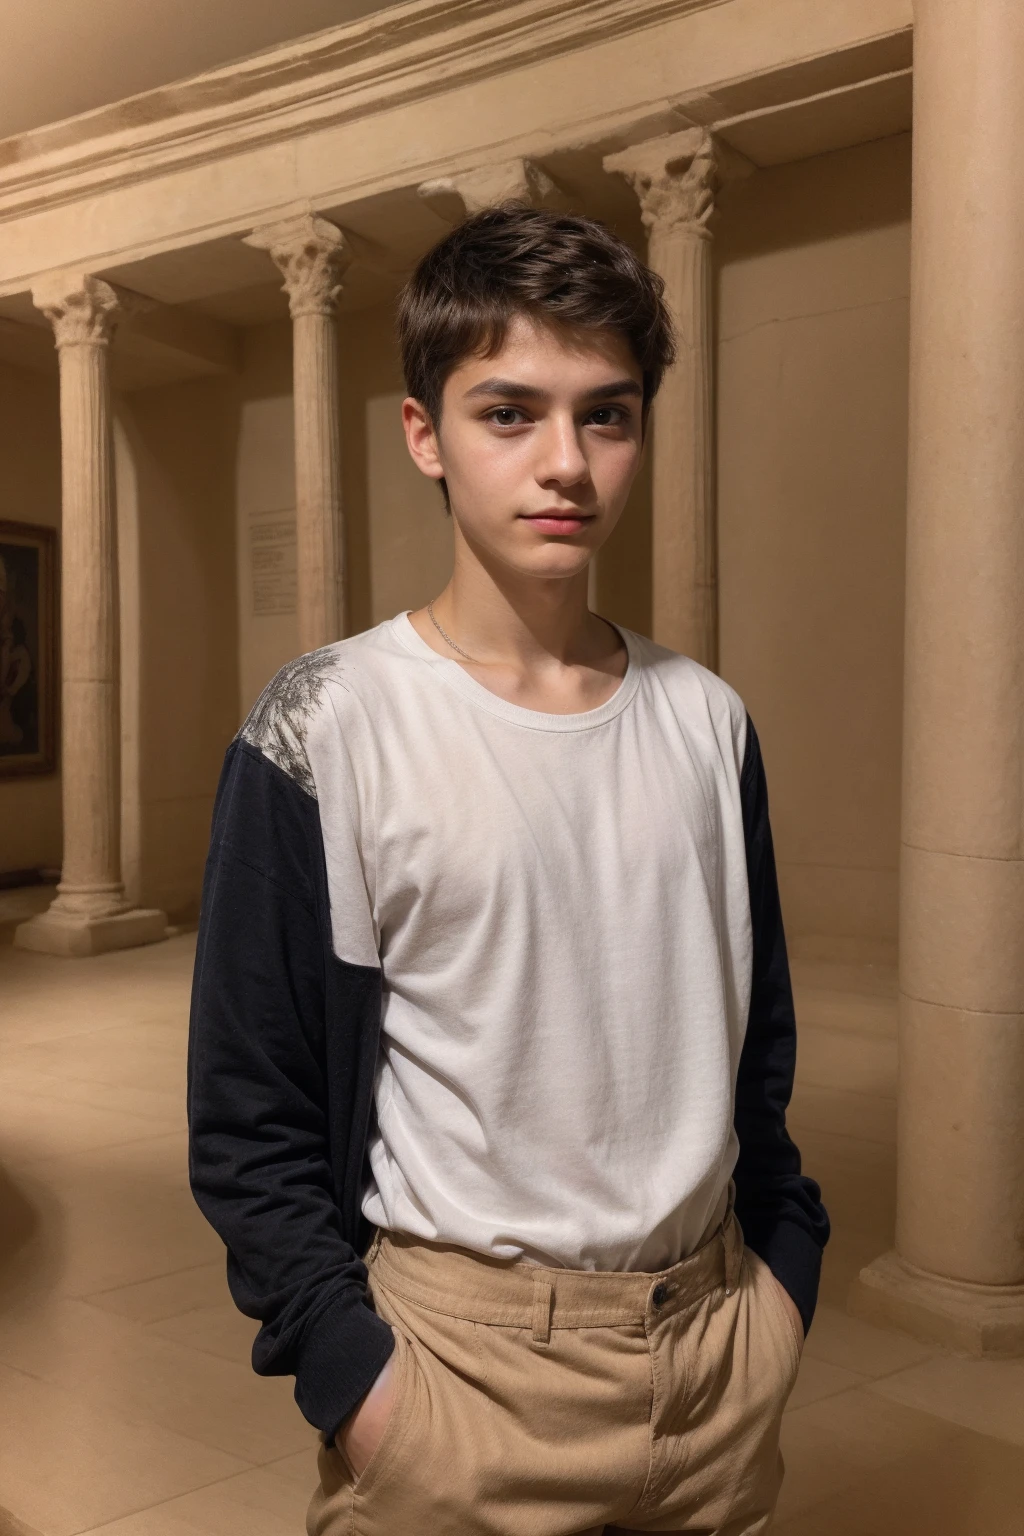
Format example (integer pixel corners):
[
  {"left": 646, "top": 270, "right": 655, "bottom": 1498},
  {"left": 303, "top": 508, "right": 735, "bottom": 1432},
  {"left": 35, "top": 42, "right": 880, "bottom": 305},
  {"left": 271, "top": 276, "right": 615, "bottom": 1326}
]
[{"left": 187, "top": 203, "right": 829, "bottom": 1536}]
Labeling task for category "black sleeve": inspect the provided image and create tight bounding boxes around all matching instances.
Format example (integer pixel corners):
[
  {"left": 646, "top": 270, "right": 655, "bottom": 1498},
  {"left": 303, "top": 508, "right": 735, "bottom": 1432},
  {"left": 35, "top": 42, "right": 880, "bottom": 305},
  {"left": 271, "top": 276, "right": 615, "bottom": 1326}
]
[
  {"left": 186, "top": 739, "right": 395, "bottom": 1443},
  {"left": 733, "top": 711, "right": 831, "bottom": 1335}
]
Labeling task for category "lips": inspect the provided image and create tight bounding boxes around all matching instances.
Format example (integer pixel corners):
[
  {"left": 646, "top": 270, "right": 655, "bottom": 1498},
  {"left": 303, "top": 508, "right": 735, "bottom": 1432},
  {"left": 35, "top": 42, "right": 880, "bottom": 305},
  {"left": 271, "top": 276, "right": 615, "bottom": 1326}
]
[{"left": 520, "top": 510, "right": 595, "bottom": 533}]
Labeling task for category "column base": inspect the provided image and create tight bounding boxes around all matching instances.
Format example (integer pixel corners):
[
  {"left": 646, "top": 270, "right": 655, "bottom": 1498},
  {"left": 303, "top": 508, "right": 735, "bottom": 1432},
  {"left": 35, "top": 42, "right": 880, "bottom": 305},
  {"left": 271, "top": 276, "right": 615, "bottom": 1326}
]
[
  {"left": 13, "top": 905, "right": 169, "bottom": 958},
  {"left": 849, "top": 1250, "right": 1024, "bottom": 1356}
]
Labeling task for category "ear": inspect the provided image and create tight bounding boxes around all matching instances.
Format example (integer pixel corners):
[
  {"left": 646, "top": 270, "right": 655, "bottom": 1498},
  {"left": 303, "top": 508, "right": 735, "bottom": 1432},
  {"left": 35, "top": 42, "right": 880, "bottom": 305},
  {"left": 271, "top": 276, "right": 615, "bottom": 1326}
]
[{"left": 402, "top": 397, "right": 445, "bottom": 481}]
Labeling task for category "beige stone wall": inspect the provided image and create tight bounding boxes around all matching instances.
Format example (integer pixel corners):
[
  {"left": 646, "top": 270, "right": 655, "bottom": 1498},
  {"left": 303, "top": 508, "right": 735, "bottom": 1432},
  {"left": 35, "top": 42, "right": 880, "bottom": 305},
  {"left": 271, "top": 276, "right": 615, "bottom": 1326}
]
[
  {"left": 348, "top": 305, "right": 452, "bottom": 635},
  {"left": 0, "top": 360, "right": 62, "bottom": 876},
  {"left": 236, "top": 321, "right": 298, "bottom": 714},
  {"left": 715, "top": 133, "right": 912, "bottom": 956},
  {"left": 115, "top": 376, "right": 239, "bottom": 923}
]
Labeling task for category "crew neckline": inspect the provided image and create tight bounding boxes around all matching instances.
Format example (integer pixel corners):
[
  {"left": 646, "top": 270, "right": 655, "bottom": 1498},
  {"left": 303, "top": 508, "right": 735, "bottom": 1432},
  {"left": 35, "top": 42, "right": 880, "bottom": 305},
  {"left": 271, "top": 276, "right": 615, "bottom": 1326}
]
[{"left": 391, "top": 610, "right": 642, "bottom": 732}]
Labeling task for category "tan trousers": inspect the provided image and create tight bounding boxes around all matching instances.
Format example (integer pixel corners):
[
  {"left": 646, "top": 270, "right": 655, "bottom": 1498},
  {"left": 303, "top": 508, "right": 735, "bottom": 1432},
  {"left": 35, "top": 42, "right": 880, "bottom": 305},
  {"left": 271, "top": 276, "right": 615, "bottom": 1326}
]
[{"left": 307, "top": 1187, "right": 802, "bottom": 1535}]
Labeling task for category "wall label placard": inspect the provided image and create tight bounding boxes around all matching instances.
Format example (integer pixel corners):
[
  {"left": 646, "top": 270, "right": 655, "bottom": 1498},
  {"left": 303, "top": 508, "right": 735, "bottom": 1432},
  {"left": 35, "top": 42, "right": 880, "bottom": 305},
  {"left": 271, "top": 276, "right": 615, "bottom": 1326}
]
[{"left": 249, "top": 509, "right": 297, "bottom": 617}]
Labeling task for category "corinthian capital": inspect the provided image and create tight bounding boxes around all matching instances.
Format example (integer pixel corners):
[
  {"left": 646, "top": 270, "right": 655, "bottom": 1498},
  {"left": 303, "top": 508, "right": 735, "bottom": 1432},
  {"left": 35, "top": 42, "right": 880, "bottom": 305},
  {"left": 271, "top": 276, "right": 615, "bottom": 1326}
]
[
  {"left": 32, "top": 271, "right": 121, "bottom": 347},
  {"left": 605, "top": 130, "right": 739, "bottom": 237},
  {"left": 245, "top": 214, "right": 352, "bottom": 318}
]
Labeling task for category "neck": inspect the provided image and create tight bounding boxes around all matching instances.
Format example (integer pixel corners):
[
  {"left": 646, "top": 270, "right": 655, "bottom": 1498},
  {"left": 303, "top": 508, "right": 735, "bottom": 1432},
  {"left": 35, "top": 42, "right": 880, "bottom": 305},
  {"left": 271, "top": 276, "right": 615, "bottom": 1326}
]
[{"left": 433, "top": 529, "right": 605, "bottom": 669}]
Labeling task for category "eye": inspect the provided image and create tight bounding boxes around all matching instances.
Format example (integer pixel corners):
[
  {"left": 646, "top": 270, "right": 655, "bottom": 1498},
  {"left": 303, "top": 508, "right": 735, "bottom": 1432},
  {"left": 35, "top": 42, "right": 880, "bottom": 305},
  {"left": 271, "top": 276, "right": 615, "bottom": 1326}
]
[
  {"left": 587, "top": 405, "right": 628, "bottom": 427},
  {"left": 486, "top": 406, "right": 528, "bottom": 426}
]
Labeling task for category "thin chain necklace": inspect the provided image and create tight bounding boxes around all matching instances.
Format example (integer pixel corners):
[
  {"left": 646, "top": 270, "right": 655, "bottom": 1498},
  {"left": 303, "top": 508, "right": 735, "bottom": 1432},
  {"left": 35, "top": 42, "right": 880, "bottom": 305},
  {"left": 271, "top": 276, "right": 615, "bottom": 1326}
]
[{"left": 427, "top": 599, "right": 478, "bottom": 663}]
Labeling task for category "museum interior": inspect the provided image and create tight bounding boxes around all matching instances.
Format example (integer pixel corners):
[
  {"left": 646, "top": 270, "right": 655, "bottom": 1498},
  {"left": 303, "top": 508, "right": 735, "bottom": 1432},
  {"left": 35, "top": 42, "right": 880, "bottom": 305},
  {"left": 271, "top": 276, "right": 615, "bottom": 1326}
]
[{"left": 0, "top": 1, "right": 1022, "bottom": 1533}]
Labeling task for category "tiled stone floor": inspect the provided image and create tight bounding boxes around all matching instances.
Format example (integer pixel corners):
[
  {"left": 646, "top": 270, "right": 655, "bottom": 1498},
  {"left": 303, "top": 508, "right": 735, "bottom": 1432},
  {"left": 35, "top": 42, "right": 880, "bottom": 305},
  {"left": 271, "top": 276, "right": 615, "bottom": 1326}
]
[{"left": 0, "top": 935, "right": 1021, "bottom": 1534}]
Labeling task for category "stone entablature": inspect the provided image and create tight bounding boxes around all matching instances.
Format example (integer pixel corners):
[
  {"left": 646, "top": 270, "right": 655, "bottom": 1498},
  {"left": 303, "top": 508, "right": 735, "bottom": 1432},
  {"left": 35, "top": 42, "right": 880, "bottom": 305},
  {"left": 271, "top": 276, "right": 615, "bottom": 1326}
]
[{"left": 0, "top": 0, "right": 911, "bottom": 295}]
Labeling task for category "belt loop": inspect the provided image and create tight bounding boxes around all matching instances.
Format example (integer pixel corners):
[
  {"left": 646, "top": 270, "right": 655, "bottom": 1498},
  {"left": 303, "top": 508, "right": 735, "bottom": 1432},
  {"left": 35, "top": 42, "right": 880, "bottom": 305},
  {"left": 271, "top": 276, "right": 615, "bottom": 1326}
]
[
  {"left": 364, "top": 1226, "right": 384, "bottom": 1268},
  {"left": 531, "top": 1276, "right": 553, "bottom": 1345}
]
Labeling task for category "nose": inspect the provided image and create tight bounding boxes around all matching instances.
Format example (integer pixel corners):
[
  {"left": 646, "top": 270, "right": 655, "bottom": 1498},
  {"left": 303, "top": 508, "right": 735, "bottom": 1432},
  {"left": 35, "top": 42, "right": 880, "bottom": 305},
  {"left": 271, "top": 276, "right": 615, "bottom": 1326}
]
[{"left": 536, "top": 412, "right": 590, "bottom": 488}]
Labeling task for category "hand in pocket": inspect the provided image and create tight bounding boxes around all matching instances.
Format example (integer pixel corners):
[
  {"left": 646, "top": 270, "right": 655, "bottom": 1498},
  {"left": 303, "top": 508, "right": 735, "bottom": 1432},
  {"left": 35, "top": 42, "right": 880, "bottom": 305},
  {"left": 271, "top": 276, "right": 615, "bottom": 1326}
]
[{"left": 335, "top": 1348, "right": 400, "bottom": 1480}]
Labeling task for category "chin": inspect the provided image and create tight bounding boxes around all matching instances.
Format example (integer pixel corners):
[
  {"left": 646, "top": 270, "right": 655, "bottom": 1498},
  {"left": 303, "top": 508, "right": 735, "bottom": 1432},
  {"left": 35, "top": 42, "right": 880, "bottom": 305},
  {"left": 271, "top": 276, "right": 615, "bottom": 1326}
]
[{"left": 504, "top": 546, "right": 594, "bottom": 581}]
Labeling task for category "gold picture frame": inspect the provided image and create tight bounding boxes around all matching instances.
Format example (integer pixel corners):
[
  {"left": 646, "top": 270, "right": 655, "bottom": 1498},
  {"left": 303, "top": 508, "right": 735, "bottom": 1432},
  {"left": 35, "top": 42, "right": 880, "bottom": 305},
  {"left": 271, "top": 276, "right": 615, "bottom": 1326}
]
[{"left": 0, "top": 520, "right": 59, "bottom": 777}]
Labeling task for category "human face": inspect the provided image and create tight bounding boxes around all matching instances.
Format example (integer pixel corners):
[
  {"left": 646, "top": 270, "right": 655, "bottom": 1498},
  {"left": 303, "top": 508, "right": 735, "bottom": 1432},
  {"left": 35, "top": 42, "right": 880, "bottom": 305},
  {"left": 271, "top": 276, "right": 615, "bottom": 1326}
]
[{"left": 402, "top": 313, "right": 645, "bottom": 582}]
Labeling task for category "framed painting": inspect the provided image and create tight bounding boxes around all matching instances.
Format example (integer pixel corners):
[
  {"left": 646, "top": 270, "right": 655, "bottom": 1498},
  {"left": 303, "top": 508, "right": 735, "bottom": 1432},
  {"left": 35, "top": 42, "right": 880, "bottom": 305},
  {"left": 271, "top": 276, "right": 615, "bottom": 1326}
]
[{"left": 0, "top": 520, "right": 58, "bottom": 777}]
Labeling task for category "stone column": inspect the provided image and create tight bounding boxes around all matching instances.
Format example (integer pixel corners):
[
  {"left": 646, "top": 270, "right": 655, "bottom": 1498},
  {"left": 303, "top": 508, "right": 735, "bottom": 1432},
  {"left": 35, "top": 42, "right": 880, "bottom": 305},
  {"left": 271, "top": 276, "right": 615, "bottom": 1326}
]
[
  {"left": 849, "top": 0, "right": 1024, "bottom": 1354},
  {"left": 246, "top": 215, "right": 351, "bottom": 652},
  {"left": 605, "top": 130, "right": 742, "bottom": 668},
  {"left": 16, "top": 273, "right": 166, "bottom": 958}
]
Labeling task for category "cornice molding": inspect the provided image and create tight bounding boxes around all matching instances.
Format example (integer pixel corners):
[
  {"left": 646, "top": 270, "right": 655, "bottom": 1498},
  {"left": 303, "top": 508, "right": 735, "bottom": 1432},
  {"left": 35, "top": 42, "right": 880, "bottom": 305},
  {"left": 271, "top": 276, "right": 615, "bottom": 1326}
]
[{"left": 0, "top": 0, "right": 725, "bottom": 221}]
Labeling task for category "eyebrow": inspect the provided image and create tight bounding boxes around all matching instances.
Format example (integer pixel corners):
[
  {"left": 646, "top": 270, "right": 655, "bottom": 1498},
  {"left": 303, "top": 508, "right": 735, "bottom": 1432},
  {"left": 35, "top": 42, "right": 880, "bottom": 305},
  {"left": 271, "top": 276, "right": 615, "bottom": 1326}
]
[{"left": 462, "top": 376, "right": 643, "bottom": 402}]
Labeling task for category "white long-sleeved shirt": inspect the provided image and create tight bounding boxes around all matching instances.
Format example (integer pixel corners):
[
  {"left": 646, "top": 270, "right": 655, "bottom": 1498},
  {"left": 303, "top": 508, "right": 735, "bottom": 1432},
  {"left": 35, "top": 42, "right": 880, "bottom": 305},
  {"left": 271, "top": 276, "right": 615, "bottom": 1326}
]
[{"left": 288, "top": 611, "right": 752, "bottom": 1271}]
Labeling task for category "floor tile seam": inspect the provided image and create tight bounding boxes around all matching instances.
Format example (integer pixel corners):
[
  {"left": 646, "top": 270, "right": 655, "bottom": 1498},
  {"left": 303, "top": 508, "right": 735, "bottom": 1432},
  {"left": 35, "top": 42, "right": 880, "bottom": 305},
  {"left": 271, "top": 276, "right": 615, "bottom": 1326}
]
[
  {"left": 16, "top": 1128, "right": 190, "bottom": 1171},
  {"left": 863, "top": 1377, "right": 1024, "bottom": 1445},
  {"left": 135, "top": 1326, "right": 257, "bottom": 1367},
  {"left": 0, "top": 1078, "right": 180, "bottom": 1110},
  {"left": 61, "top": 1266, "right": 226, "bottom": 1305},
  {"left": 801, "top": 1346, "right": 935, "bottom": 1380},
  {"left": 1, "top": 1130, "right": 185, "bottom": 1171},
  {"left": 83, "top": 1259, "right": 224, "bottom": 1304},
  {"left": 0, "top": 1074, "right": 186, "bottom": 1105},
  {"left": 0, "top": 1291, "right": 206, "bottom": 1329},
  {"left": 0, "top": 1325, "right": 262, "bottom": 1386},
  {"left": 832, "top": 1352, "right": 939, "bottom": 1383},
  {"left": 769, "top": 1439, "right": 992, "bottom": 1533},
  {"left": 78, "top": 1291, "right": 219, "bottom": 1329},
  {"left": 782, "top": 1372, "right": 873, "bottom": 1414},
  {"left": 786, "top": 1383, "right": 974, "bottom": 1441},
  {"left": 9, "top": 1108, "right": 187, "bottom": 1130},
  {"left": 0, "top": 1063, "right": 185, "bottom": 1088},
  {"left": 0, "top": 1356, "right": 54, "bottom": 1388},
  {"left": 86, "top": 1300, "right": 227, "bottom": 1328},
  {"left": 2, "top": 1019, "right": 184, "bottom": 1049},
  {"left": 2, "top": 1357, "right": 279, "bottom": 1469},
  {"left": 62, "top": 1459, "right": 280, "bottom": 1536},
  {"left": 797, "top": 1353, "right": 875, "bottom": 1386},
  {"left": 0, "top": 1354, "right": 253, "bottom": 1460},
  {"left": 5, "top": 1106, "right": 185, "bottom": 1126}
]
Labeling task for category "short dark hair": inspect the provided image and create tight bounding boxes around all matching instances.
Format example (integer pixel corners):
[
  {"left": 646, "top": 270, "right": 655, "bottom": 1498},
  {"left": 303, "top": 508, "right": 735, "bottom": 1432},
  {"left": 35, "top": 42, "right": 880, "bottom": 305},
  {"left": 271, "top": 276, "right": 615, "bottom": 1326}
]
[{"left": 396, "top": 200, "right": 676, "bottom": 438}]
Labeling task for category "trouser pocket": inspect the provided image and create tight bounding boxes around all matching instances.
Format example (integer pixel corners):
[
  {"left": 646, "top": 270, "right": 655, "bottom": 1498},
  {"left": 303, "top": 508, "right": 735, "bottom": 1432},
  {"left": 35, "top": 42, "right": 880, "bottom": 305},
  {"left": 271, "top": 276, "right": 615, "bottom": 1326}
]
[
  {"left": 744, "top": 1246, "right": 803, "bottom": 1381},
  {"left": 335, "top": 1324, "right": 414, "bottom": 1497}
]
